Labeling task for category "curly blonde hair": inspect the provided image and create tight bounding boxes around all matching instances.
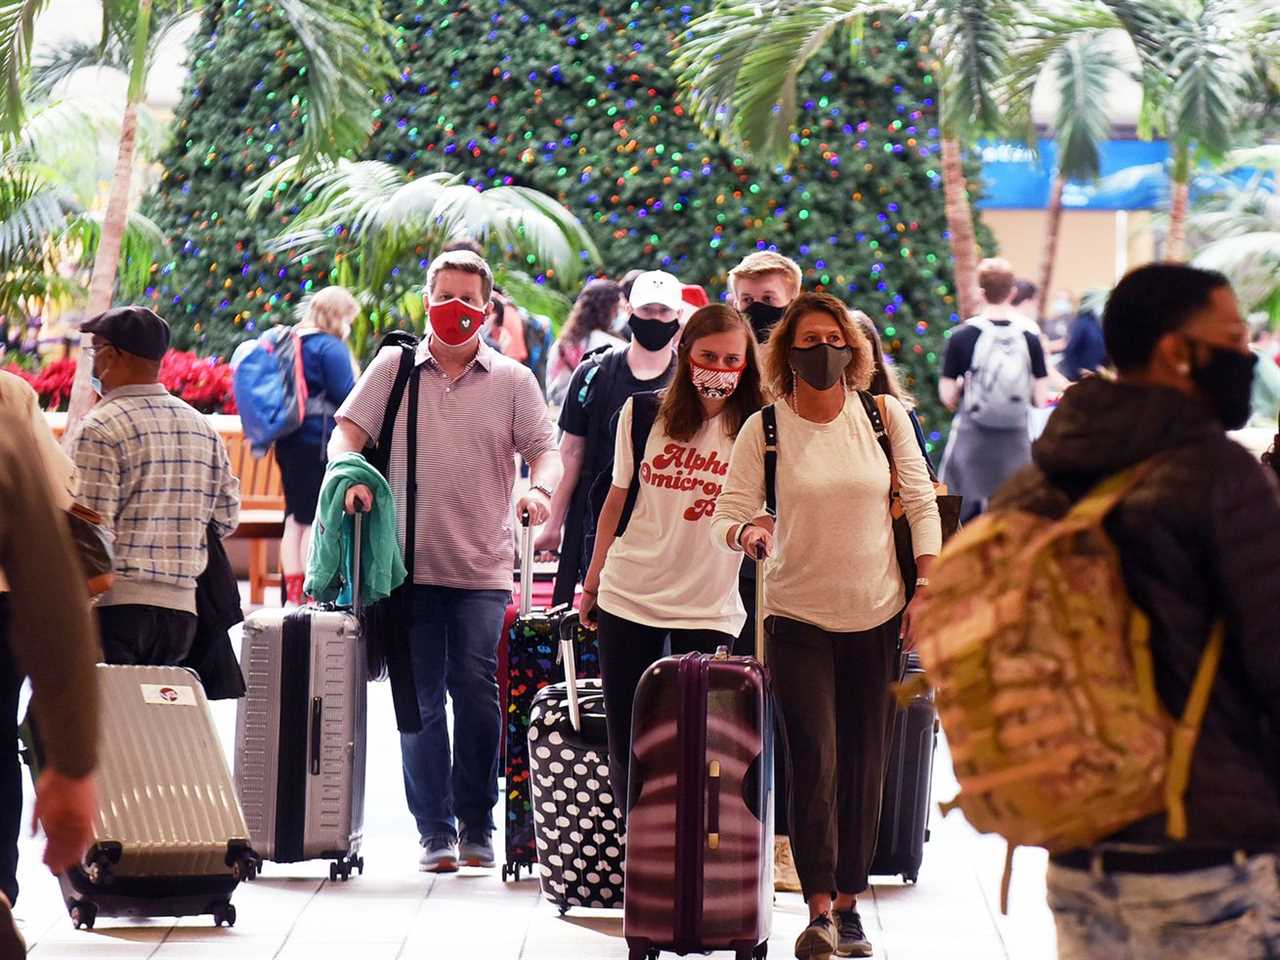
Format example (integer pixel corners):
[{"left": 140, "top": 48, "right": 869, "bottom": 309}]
[{"left": 761, "top": 291, "right": 874, "bottom": 397}]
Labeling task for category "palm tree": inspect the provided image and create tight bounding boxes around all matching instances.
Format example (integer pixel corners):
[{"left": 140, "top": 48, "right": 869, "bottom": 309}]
[
  {"left": 0, "top": 96, "right": 163, "bottom": 327},
  {"left": 1008, "top": 29, "right": 1125, "bottom": 318},
  {"left": 246, "top": 158, "right": 601, "bottom": 358},
  {"left": 675, "top": 0, "right": 1022, "bottom": 320},
  {"left": 1056, "top": 0, "right": 1269, "bottom": 262},
  {"left": 0, "top": 0, "right": 396, "bottom": 428},
  {"left": 1187, "top": 147, "right": 1280, "bottom": 328}
]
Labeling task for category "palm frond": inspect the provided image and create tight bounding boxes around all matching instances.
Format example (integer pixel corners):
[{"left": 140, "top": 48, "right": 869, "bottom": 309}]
[
  {"left": 0, "top": 0, "right": 53, "bottom": 135},
  {"left": 917, "top": 0, "right": 1019, "bottom": 139},
  {"left": 1166, "top": 7, "right": 1252, "bottom": 162},
  {"left": 255, "top": 159, "right": 600, "bottom": 299},
  {"left": 675, "top": 0, "right": 872, "bottom": 164},
  {"left": 0, "top": 166, "right": 80, "bottom": 267},
  {"left": 1050, "top": 32, "right": 1122, "bottom": 181},
  {"left": 273, "top": 0, "right": 397, "bottom": 166},
  {"left": 30, "top": 38, "right": 126, "bottom": 97},
  {"left": 1223, "top": 145, "right": 1280, "bottom": 173}
]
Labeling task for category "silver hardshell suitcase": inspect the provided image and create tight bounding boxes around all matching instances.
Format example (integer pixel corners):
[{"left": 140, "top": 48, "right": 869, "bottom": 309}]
[
  {"left": 23, "top": 664, "right": 255, "bottom": 930},
  {"left": 234, "top": 513, "right": 368, "bottom": 881}
]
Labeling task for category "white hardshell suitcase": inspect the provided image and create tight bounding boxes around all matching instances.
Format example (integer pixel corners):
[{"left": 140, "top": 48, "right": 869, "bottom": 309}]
[
  {"left": 25, "top": 664, "right": 255, "bottom": 930},
  {"left": 234, "top": 512, "right": 368, "bottom": 880}
]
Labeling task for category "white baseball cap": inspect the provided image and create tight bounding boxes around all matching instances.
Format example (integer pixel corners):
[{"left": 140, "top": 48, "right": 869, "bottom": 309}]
[{"left": 628, "top": 270, "right": 684, "bottom": 313}]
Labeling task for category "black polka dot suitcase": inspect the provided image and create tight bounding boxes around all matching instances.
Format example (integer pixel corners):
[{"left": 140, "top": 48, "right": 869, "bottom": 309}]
[{"left": 527, "top": 614, "right": 625, "bottom": 915}]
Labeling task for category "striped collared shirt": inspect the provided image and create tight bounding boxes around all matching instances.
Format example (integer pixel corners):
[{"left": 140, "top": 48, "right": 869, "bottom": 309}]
[
  {"left": 337, "top": 338, "right": 557, "bottom": 590},
  {"left": 68, "top": 384, "right": 240, "bottom": 614}
]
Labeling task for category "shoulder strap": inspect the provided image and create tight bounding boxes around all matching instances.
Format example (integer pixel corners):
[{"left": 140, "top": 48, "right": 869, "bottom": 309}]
[
  {"left": 1163, "top": 622, "right": 1226, "bottom": 839},
  {"left": 403, "top": 355, "right": 420, "bottom": 594},
  {"left": 862, "top": 392, "right": 905, "bottom": 515},
  {"left": 761, "top": 404, "right": 778, "bottom": 518},
  {"left": 576, "top": 344, "right": 618, "bottom": 408},
  {"left": 616, "top": 391, "right": 662, "bottom": 537},
  {"left": 1064, "top": 455, "right": 1166, "bottom": 527},
  {"left": 370, "top": 344, "right": 416, "bottom": 477}
]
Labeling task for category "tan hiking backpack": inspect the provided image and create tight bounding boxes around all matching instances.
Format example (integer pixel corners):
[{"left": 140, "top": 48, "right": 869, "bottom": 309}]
[{"left": 913, "top": 460, "right": 1224, "bottom": 910}]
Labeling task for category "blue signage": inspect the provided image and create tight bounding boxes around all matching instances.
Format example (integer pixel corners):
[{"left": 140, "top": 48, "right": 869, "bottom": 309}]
[{"left": 977, "top": 139, "right": 1173, "bottom": 211}]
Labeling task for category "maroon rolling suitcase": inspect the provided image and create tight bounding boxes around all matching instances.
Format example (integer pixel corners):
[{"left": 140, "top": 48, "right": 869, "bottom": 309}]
[{"left": 624, "top": 568, "right": 773, "bottom": 960}]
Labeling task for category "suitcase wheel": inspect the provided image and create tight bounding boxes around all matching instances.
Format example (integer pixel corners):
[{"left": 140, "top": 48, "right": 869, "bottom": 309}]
[
  {"left": 557, "top": 899, "right": 568, "bottom": 917},
  {"left": 212, "top": 902, "right": 236, "bottom": 928},
  {"left": 69, "top": 901, "right": 97, "bottom": 931},
  {"left": 754, "top": 944, "right": 768, "bottom": 959}
]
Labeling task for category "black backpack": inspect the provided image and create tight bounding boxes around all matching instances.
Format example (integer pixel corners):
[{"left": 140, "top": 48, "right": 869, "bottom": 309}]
[{"left": 586, "top": 390, "right": 662, "bottom": 543}]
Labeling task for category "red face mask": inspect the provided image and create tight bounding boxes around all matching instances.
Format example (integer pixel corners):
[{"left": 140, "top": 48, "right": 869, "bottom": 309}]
[
  {"left": 429, "top": 298, "right": 486, "bottom": 346},
  {"left": 689, "top": 356, "right": 746, "bottom": 399}
]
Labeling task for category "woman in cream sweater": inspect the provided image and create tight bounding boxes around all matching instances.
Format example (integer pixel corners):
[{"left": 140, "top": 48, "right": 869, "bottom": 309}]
[{"left": 712, "top": 293, "right": 941, "bottom": 960}]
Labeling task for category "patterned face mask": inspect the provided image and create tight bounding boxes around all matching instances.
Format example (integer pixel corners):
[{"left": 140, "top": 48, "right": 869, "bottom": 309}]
[{"left": 689, "top": 357, "right": 746, "bottom": 399}]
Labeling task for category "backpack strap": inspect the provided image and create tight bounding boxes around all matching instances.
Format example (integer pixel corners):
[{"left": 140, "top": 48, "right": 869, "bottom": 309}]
[
  {"left": 1163, "top": 623, "right": 1225, "bottom": 839},
  {"left": 615, "top": 391, "right": 662, "bottom": 537},
  {"left": 1063, "top": 456, "right": 1166, "bottom": 526},
  {"left": 367, "top": 339, "right": 417, "bottom": 477},
  {"left": 574, "top": 344, "right": 618, "bottom": 409},
  {"left": 761, "top": 404, "right": 778, "bottom": 519}
]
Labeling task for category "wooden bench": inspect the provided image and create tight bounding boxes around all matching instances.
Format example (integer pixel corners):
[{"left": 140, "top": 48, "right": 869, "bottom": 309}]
[
  {"left": 214, "top": 418, "right": 286, "bottom": 606},
  {"left": 47, "top": 412, "right": 287, "bottom": 606}
]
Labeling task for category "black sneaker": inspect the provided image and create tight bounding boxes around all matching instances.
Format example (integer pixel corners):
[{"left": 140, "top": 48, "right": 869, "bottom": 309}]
[
  {"left": 835, "top": 908, "right": 873, "bottom": 957},
  {"left": 795, "top": 912, "right": 838, "bottom": 960}
]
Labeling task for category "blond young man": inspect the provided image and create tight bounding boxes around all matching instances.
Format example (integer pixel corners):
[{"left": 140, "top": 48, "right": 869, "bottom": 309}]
[{"left": 728, "top": 251, "right": 803, "bottom": 343}]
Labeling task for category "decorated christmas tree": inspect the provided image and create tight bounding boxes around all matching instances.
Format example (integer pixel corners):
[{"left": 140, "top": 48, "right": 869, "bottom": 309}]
[
  {"left": 147, "top": 0, "right": 986, "bottom": 445},
  {"left": 143, "top": 2, "right": 328, "bottom": 358},
  {"left": 366, "top": 1, "right": 980, "bottom": 449}
]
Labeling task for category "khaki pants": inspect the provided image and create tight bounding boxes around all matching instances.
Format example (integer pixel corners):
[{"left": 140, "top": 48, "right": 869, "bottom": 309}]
[{"left": 1048, "top": 853, "right": 1280, "bottom": 959}]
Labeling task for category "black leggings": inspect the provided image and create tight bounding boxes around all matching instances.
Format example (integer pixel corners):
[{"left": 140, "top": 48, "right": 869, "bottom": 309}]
[{"left": 596, "top": 607, "right": 733, "bottom": 819}]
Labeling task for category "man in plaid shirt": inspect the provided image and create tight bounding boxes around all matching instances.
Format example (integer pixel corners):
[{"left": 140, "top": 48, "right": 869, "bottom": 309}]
[{"left": 68, "top": 307, "right": 240, "bottom": 665}]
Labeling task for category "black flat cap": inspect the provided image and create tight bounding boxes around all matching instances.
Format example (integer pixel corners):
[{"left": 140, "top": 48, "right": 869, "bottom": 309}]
[{"left": 81, "top": 306, "right": 170, "bottom": 362}]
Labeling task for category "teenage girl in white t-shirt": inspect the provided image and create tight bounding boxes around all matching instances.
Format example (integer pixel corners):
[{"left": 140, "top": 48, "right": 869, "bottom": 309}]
[{"left": 579, "top": 304, "right": 766, "bottom": 814}]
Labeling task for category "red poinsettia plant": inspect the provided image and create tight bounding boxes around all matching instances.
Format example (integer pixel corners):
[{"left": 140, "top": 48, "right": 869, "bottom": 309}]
[
  {"left": 160, "top": 350, "right": 237, "bottom": 415},
  {"left": 2, "top": 351, "right": 236, "bottom": 414}
]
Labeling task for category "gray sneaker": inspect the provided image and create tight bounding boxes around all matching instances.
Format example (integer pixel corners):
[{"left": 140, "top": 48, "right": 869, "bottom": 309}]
[
  {"left": 459, "top": 829, "right": 495, "bottom": 868},
  {"left": 835, "top": 908, "right": 873, "bottom": 958},
  {"left": 419, "top": 835, "right": 459, "bottom": 873},
  {"left": 795, "top": 912, "right": 838, "bottom": 960}
]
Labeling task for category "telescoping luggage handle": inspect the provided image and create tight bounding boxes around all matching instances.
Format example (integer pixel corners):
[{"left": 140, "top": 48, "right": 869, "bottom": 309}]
[
  {"left": 558, "top": 613, "right": 582, "bottom": 733},
  {"left": 519, "top": 510, "right": 534, "bottom": 618},
  {"left": 350, "top": 505, "right": 365, "bottom": 617}
]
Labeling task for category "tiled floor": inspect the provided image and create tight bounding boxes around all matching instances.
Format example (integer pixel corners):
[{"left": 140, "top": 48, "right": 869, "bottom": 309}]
[{"left": 12, "top": 621, "right": 1056, "bottom": 959}]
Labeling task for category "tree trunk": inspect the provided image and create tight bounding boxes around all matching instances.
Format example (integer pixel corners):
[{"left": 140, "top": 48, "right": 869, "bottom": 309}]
[
  {"left": 64, "top": 0, "right": 153, "bottom": 441},
  {"left": 1167, "top": 178, "right": 1190, "bottom": 263},
  {"left": 1036, "top": 175, "right": 1066, "bottom": 321},
  {"left": 940, "top": 136, "right": 981, "bottom": 321}
]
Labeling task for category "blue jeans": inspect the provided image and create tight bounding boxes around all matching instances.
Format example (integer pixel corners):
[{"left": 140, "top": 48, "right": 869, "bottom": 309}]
[
  {"left": 1048, "top": 853, "right": 1280, "bottom": 959},
  {"left": 400, "top": 585, "right": 510, "bottom": 843}
]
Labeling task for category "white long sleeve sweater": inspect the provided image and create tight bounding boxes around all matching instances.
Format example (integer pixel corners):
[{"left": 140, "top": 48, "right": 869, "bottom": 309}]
[{"left": 712, "top": 393, "right": 942, "bottom": 633}]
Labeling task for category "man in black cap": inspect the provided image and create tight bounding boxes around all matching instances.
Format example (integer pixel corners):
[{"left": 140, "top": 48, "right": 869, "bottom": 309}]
[{"left": 68, "top": 307, "right": 241, "bottom": 665}]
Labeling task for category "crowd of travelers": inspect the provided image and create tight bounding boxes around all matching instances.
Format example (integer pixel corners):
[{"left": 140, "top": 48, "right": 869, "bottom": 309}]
[{"left": 0, "top": 241, "right": 1277, "bottom": 960}]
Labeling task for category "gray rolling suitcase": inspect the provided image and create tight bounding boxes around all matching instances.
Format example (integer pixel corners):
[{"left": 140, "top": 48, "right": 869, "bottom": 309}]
[
  {"left": 22, "top": 664, "right": 255, "bottom": 930},
  {"left": 234, "top": 513, "right": 368, "bottom": 881}
]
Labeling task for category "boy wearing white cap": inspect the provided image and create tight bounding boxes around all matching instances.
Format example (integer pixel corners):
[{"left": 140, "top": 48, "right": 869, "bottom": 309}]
[{"left": 538, "top": 270, "right": 684, "bottom": 604}]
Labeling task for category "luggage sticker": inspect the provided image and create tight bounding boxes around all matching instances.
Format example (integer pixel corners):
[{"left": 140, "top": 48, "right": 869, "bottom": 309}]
[{"left": 140, "top": 684, "right": 198, "bottom": 706}]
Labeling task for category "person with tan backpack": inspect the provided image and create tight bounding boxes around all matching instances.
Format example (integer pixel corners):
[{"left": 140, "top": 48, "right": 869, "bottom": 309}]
[{"left": 917, "top": 264, "right": 1280, "bottom": 958}]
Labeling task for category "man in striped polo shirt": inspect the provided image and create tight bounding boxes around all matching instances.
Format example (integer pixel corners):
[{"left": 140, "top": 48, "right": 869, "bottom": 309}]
[
  {"left": 331, "top": 249, "right": 562, "bottom": 874},
  {"left": 68, "top": 306, "right": 241, "bottom": 666}
]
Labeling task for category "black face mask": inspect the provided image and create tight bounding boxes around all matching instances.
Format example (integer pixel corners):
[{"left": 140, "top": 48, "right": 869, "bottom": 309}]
[
  {"left": 628, "top": 314, "right": 680, "bottom": 351},
  {"left": 744, "top": 301, "right": 786, "bottom": 342},
  {"left": 1189, "top": 343, "right": 1256, "bottom": 430},
  {"left": 789, "top": 343, "right": 852, "bottom": 392}
]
